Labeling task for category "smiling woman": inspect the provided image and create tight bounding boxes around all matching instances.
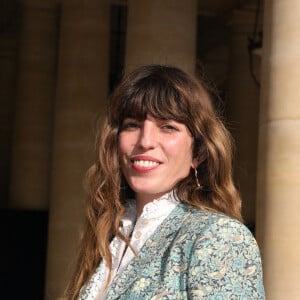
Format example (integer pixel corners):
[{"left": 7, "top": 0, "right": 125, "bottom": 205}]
[{"left": 66, "top": 65, "right": 265, "bottom": 299}]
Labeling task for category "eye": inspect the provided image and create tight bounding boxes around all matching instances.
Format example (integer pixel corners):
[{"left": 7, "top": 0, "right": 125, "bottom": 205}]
[
  {"left": 120, "top": 119, "right": 139, "bottom": 131},
  {"left": 160, "top": 123, "right": 178, "bottom": 132}
]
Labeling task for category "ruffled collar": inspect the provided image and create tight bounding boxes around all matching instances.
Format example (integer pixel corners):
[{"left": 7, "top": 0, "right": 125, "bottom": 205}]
[{"left": 121, "top": 191, "right": 179, "bottom": 229}]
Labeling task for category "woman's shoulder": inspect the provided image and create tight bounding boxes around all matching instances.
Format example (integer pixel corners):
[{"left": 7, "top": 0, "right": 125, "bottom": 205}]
[
  {"left": 182, "top": 204, "right": 244, "bottom": 225},
  {"left": 176, "top": 207, "right": 265, "bottom": 299},
  {"left": 180, "top": 204, "right": 256, "bottom": 245}
]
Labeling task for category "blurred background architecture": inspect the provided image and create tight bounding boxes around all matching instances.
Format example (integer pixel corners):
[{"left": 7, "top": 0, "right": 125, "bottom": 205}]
[{"left": 0, "top": 0, "right": 299, "bottom": 299}]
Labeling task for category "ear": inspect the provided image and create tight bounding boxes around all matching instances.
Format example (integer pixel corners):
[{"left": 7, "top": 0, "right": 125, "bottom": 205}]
[
  {"left": 191, "top": 154, "right": 206, "bottom": 168},
  {"left": 191, "top": 157, "right": 200, "bottom": 168}
]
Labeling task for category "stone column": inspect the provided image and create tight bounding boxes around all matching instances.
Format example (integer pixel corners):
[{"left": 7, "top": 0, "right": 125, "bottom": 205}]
[
  {"left": 256, "top": 0, "right": 300, "bottom": 299},
  {"left": 227, "top": 5, "right": 262, "bottom": 225},
  {"left": 45, "top": 1, "right": 109, "bottom": 298},
  {"left": 125, "top": 0, "right": 197, "bottom": 73},
  {"left": 9, "top": 0, "right": 58, "bottom": 210}
]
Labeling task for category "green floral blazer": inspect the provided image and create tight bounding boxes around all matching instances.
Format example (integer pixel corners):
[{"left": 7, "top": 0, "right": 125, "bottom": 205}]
[{"left": 95, "top": 204, "right": 265, "bottom": 299}]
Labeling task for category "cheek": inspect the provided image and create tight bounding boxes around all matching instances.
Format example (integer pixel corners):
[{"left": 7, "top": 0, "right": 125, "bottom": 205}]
[
  {"left": 118, "top": 137, "right": 127, "bottom": 170},
  {"left": 118, "top": 135, "right": 125, "bottom": 154},
  {"left": 165, "top": 138, "right": 193, "bottom": 161},
  {"left": 118, "top": 134, "right": 131, "bottom": 159},
  {"left": 118, "top": 132, "right": 137, "bottom": 153},
  {"left": 118, "top": 135, "right": 134, "bottom": 175}
]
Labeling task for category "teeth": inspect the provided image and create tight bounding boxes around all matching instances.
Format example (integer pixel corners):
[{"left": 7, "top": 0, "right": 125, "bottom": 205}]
[{"left": 133, "top": 160, "right": 159, "bottom": 167}]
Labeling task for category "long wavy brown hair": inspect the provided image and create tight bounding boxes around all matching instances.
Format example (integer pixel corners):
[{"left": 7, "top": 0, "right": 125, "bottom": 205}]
[{"left": 65, "top": 65, "right": 242, "bottom": 299}]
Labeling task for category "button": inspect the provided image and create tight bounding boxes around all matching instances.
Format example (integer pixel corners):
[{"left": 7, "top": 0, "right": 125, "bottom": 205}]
[
  {"left": 141, "top": 219, "right": 149, "bottom": 226},
  {"left": 134, "top": 231, "right": 142, "bottom": 239}
]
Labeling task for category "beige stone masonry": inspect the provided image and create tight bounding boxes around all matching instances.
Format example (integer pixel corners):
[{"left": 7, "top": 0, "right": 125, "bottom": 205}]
[
  {"left": 125, "top": 0, "right": 197, "bottom": 73},
  {"left": 45, "top": 0, "right": 109, "bottom": 298},
  {"left": 256, "top": 0, "right": 300, "bottom": 299}
]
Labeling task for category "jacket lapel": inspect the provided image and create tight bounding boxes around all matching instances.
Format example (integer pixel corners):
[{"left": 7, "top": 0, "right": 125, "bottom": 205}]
[{"left": 105, "top": 203, "right": 191, "bottom": 299}]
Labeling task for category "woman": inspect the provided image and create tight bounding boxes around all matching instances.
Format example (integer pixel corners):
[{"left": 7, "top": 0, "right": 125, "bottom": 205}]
[{"left": 66, "top": 65, "right": 265, "bottom": 299}]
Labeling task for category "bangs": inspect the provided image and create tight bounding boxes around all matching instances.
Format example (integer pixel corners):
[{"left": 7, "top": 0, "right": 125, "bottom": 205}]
[{"left": 117, "top": 76, "right": 189, "bottom": 125}]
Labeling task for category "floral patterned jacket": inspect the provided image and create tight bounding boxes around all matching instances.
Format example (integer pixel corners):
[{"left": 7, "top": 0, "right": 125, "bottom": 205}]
[{"left": 97, "top": 203, "right": 265, "bottom": 299}]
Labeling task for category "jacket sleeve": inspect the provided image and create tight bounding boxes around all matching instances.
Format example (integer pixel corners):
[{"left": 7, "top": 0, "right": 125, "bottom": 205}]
[{"left": 187, "top": 217, "right": 266, "bottom": 299}]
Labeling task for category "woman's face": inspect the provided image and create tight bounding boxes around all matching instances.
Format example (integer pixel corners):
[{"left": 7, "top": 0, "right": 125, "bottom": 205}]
[{"left": 119, "top": 114, "right": 197, "bottom": 203}]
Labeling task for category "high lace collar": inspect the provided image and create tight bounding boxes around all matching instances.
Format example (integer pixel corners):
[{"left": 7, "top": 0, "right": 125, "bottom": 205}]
[{"left": 121, "top": 191, "right": 179, "bottom": 227}]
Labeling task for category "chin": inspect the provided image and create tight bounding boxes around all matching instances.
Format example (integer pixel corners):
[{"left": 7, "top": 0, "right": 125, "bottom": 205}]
[{"left": 129, "top": 181, "right": 155, "bottom": 193}]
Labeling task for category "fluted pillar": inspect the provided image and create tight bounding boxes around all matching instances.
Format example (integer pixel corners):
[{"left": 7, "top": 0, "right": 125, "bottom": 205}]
[
  {"left": 9, "top": 0, "right": 58, "bottom": 210},
  {"left": 256, "top": 0, "right": 300, "bottom": 299},
  {"left": 227, "top": 4, "right": 262, "bottom": 225},
  {"left": 45, "top": 1, "right": 109, "bottom": 298},
  {"left": 125, "top": 0, "right": 197, "bottom": 73}
]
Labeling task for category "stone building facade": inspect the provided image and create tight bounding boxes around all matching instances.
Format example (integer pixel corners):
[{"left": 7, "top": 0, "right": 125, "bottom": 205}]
[{"left": 0, "top": 0, "right": 299, "bottom": 299}]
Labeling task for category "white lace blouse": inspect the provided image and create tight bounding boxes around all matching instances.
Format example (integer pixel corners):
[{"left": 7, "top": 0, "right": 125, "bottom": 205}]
[{"left": 79, "top": 192, "right": 179, "bottom": 300}]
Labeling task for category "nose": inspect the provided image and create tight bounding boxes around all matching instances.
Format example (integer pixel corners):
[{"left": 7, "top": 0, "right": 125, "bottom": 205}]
[{"left": 138, "top": 120, "right": 158, "bottom": 149}]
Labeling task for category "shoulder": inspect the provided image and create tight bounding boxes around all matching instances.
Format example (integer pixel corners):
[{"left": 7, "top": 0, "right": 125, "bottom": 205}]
[
  {"left": 181, "top": 206, "right": 265, "bottom": 299},
  {"left": 178, "top": 204, "right": 261, "bottom": 261},
  {"left": 181, "top": 205, "right": 255, "bottom": 243}
]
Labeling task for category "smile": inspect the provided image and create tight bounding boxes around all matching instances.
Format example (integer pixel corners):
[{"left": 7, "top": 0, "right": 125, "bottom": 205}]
[{"left": 132, "top": 160, "right": 160, "bottom": 168}]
